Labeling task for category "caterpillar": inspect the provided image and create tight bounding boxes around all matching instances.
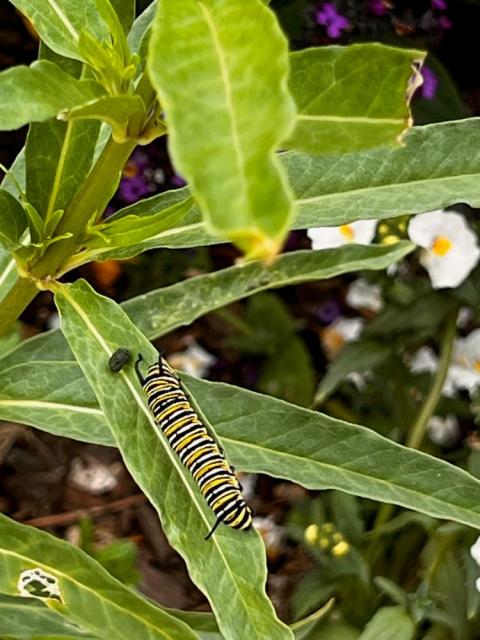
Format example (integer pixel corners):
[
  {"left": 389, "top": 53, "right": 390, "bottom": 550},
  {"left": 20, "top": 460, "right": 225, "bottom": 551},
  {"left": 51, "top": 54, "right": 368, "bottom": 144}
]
[{"left": 135, "top": 353, "right": 253, "bottom": 539}]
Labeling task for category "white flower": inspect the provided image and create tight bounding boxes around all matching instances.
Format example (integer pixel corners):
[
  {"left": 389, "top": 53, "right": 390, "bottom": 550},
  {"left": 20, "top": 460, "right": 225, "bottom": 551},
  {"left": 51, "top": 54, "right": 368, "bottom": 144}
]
[
  {"left": 427, "top": 415, "right": 460, "bottom": 446},
  {"left": 346, "top": 278, "right": 383, "bottom": 313},
  {"left": 408, "top": 210, "right": 480, "bottom": 289},
  {"left": 321, "top": 316, "right": 364, "bottom": 360},
  {"left": 409, "top": 346, "right": 438, "bottom": 374},
  {"left": 167, "top": 342, "right": 216, "bottom": 378},
  {"left": 470, "top": 536, "right": 480, "bottom": 566},
  {"left": 448, "top": 329, "right": 480, "bottom": 394},
  {"left": 308, "top": 220, "right": 377, "bottom": 250}
]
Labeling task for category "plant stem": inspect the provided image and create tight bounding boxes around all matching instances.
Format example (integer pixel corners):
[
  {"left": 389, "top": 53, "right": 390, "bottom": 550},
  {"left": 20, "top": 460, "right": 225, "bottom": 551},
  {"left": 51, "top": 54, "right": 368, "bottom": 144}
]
[
  {"left": 32, "top": 136, "right": 136, "bottom": 279},
  {"left": 0, "top": 278, "right": 37, "bottom": 336},
  {"left": 406, "top": 307, "right": 458, "bottom": 449},
  {"left": 0, "top": 137, "right": 135, "bottom": 337},
  {"left": 371, "top": 306, "right": 458, "bottom": 531}
]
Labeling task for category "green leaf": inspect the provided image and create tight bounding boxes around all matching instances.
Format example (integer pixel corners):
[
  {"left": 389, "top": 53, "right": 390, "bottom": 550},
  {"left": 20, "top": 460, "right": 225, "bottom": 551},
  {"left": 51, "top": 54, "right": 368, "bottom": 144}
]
[
  {"left": 288, "top": 118, "right": 480, "bottom": 227},
  {"left": 0, "top": 514, "right": 198, "bottom": 639},
  {"left": 0, "top": 247, "right": 19, "bottom": 304},
  {"left": 25, "top": 44, "right": 101, "bottom": 222},
  {"left": 100, "top": 119, "right": 480, "bottom": 251},
  {"left": 8, "top": 335, "right": 480, "bottom": 532},
  {"left": 187, "top": 377, "right": 480, "bottom": 530},
  {"left": 148, "top": 0, "right": 296, "bottom": 260},
  {"left": 287, "top": 44, "right": 425, "bottom": 154},
  {"left": 9, "top": 0, "right": 108, "bottom": 61},
  {"left": 359, "top": 607, "right": 416, "bottom": 640},
  {"left": 314, "top": 340, "right": 392, "bottom": 407},
  {"left": 110, "top": 0, "right": 135, "bottom": 32},
  {"left": 0, "top": 190, "right": 27, "bottom": 250},
  {"left": 59, "top": 95, "right": 146, "bottom": 143},
  {"left": 77, "top": 196, "right": 193, "bottom": 261},
  {"left": 127, "top": 1, "right": 156, "bottom": 62},
  {"left": 0, "top": 594, "right": 93, "bottom": 638},
  {"left": 0, "top": 243, "right": 413, "bottom": 443},
  {"left": 53, "top": 280, "right": 293, "bottom": 640},
  {"left": 0, "top": 61, "right": 104, "bottom": 131}
]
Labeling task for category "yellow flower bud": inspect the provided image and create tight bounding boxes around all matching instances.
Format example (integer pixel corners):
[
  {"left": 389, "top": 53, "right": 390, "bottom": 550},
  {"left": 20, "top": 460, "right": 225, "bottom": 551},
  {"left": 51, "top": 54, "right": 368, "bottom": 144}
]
[
  {"left": 304, "top": 524, "right": 319, "bottom": 545},
  {"left": 332, "top": 541, "right": 350, "bottom": 557}
]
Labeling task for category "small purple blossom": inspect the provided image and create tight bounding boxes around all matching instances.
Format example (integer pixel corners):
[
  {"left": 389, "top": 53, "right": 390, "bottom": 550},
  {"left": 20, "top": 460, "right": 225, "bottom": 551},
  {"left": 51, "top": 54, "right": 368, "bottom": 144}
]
[
  {"left": 315, "top": 3, "right": 350, "bottom": 39},
  {"left": 171, "top": 174, "right": 187, "bottom": 188},
  {"left": 437, "top": 15, "right": 452, "bottom": 29},
  {"left": 316, "top": 299, "right": 342, "bottom": 325},
  {"left": 369, "top": 0, "right": 387, "bottom": 16},
  {"left": 119, "top": 175, "right": 152, "bottom": 203},
  {"left": 432, "top": 0, "right": 447, "bottom": 9},
  {"left": 420, "top": 67, "right": 439, "bottom": 100}
]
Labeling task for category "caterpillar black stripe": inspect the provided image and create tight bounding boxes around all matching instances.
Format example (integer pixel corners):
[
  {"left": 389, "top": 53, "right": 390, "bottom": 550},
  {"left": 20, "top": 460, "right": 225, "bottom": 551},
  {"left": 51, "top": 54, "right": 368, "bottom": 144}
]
[{"left": 135, "top": 353, "right": 253, "bottom": 539}]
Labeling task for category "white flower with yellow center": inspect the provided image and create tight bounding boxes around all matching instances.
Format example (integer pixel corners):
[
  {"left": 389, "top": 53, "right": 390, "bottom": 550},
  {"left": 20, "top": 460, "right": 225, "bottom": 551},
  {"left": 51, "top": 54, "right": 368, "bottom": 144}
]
[
  {"left": 408, "top": 210, "right": 480, "bottom": 289},
  {"left": 307, "top": 220, "right": 377, "bottom": 250}
]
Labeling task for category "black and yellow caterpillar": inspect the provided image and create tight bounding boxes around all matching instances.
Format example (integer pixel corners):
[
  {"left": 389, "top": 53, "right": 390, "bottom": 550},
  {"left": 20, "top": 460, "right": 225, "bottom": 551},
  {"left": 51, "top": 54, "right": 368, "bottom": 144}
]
[{"left": 135, "top": 353, "right": 253, "bottom": 539}]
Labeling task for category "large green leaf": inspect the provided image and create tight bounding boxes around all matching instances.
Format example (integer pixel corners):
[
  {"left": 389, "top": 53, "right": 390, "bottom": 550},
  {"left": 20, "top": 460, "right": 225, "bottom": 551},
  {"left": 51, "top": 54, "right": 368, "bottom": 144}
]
[
  {"left": 54, "top": 280, "right": 292, "bottom": 640},
  {"left": 87, "top": 119, "right": 480, "bottom": 256},
  {"left": 26, "top": 118, "right": 100, "bottom": 220},
  {"left": 0, "top": 243, "right": 413, "bottom": 442},
  {"left": 148, "top": 0, "right": 296, "bottom": 260},
  {"left": 127, "top": 1, "right": 156, "bottom": 64},
  {"left": 287, "top": 44, "right": 425, "bottom": 154},
  {"left": 0, "top": 61, "right": 104, "bottom": 131},
  {"left": 288, "top": 118, "right": 480, "bottom": 227},
  {"left": 25, "top": 44, "right": 101, "bottom": 222},
  {"left": 0, "top": 513, "right": 198, "bottom": 640},
  {"left": 0, "top": 594, "right": 94, "bottom": 639},
  {"left": 7, "top": 344, "right": 480, "bottom": 532},
  {"left": 9, "top": 0, "right": 108, "bottom": 60}
]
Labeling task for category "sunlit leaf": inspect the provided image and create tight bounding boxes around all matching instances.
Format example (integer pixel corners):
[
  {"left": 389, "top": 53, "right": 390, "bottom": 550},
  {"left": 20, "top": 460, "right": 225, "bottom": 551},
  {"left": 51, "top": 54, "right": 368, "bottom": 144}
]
[
  {"left": 0, "top": 61, "right": 104, "bottom": 131},
  {"left": 287, "top": 44, "right": 425, "bottom": 154},
  {"left": 148, "top": 0, "right": 296, "bottom": 259},
  {"left": 0, "top": 514, "right": 198, "bottom": 639},
  {"left": 54, "top": 279, "right": 293, "bottom": 640}
]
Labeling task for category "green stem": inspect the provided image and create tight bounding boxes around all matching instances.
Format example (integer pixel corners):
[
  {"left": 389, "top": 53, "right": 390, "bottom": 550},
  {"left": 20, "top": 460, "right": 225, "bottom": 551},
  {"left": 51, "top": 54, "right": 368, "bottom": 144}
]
[
  {"left": 0, "top": 137, "right": 135, "bottom": 336},
  {"left": 406, "top": 307, "right": 458, "bottom": 449},
  {"left": 371, "top": 307, "right": 458, "bottom": 532},
  {"left": 0, "top": 278, "right": 37, "bottom": 336},
  {"left": 32, "top": 136, "right": 136, "bottom": 278}
]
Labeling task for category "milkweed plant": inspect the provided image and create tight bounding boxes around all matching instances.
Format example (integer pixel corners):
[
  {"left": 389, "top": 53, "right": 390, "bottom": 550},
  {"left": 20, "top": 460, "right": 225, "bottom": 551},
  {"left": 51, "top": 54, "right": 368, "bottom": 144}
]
[{"left": 0, "top": 0, "right": 480, "bottom": 638}]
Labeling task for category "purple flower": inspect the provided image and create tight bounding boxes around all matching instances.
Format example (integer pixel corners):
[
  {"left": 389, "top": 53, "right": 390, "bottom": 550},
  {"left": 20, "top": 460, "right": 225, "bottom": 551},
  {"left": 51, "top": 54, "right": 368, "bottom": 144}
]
[
  {"left": 369, "top": 0, "right": 387, "bottom": 16},
  {"left": 119, "top": 175, "right": 152, "bottom": 203},
  {"left": 315, "top": 3, "right": 350, "bottom": 39},
  {"left": 316, "top": 299, "right": 342, "bottom": 325},
  {"left": 420, "top": 67, "right": 439, "bottom": 100},
  {"left": 171, "top": 174, "right": 187, "bottom": 188},
  {"left": 432, "top": 0, "right": 447, "bottom": 9},
  {"left": 437, "top": 15, "right": 452, "bottom": 29}
]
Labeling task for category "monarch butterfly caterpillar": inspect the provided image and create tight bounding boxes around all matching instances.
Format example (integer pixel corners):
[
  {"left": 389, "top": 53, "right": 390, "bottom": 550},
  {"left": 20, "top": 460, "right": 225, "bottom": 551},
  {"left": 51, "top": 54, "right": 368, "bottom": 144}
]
[{"left": 135, "top": 353, "right": 253, "bottom": 539}]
